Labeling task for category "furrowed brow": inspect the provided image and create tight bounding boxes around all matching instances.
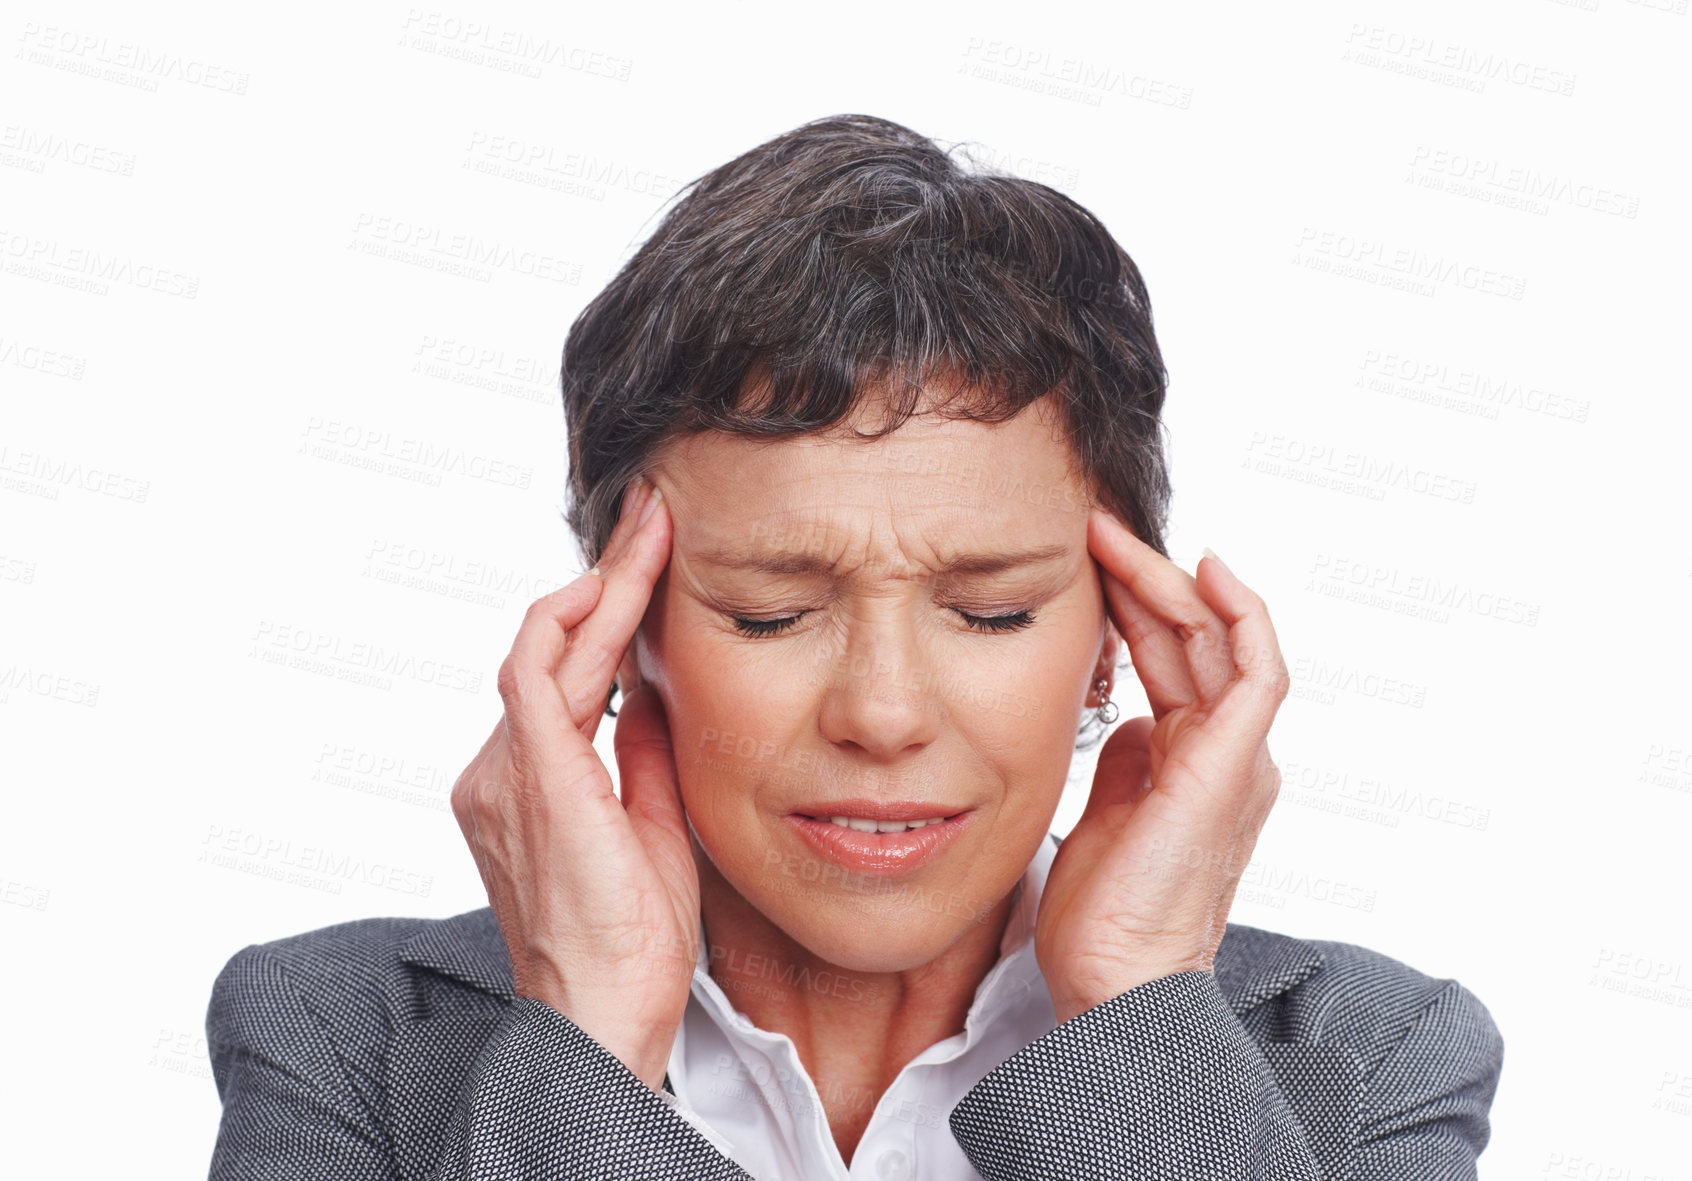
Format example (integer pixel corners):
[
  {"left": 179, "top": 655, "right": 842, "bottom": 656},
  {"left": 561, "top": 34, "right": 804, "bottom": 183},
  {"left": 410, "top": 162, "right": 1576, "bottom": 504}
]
[{"left": 694, "top": 542, "right": 1071, "bottom": 577}]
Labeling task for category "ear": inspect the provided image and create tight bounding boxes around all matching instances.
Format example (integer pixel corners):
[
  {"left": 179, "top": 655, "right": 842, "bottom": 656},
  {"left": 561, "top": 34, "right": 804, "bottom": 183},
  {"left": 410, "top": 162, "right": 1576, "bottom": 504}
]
[
  {"left": 1087, "top": 620, "right": 1122, "bottom": 707},
  {"left": 615, "top": 642, "right": 644, "bottom": 702}
]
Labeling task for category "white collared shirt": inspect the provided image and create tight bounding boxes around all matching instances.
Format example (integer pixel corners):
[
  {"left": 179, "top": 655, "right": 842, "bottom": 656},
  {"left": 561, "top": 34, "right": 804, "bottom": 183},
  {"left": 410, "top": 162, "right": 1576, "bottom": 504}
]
[{"left": 656, "top": 833, "right": 1060, "bottom": 1180}]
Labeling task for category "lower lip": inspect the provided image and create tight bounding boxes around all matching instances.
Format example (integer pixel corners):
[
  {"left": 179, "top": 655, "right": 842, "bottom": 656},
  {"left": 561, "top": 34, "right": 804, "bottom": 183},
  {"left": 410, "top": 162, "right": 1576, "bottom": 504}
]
[{"left": 785, "top": 812, "right": 972, "bottom": 877}]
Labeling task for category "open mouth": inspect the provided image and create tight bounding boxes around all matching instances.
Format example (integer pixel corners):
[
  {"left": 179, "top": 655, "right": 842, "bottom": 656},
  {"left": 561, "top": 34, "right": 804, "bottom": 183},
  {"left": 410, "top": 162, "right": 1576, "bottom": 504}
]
[
  {"left": 784, "top": 810, "right": 972, "bottom": 875},
  {"left": 794, "top": 812, "right": 962, "bottom": 834}
]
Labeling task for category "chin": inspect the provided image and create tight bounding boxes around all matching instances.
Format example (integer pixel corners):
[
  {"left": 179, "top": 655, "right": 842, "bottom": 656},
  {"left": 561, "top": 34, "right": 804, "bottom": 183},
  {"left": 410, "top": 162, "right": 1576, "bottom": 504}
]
[{"left": 761, "top": 893, "right": 968, "bottom": 974}]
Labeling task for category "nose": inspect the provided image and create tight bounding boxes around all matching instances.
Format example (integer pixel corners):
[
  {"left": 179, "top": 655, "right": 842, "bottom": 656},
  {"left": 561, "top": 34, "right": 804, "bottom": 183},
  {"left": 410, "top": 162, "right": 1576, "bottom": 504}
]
[{"left": 814, "top": 604, "right": 943, "bottom": 759}]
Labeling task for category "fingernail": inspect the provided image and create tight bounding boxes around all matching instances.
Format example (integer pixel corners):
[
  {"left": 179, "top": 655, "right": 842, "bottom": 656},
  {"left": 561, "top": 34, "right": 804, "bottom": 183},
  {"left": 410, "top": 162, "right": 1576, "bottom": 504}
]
[
  {"left": 637, "top": 483, "right": 662, "bottom": 527},
  {"left": 1202, "top": 546, "right": 1233, "bottom": 577}
]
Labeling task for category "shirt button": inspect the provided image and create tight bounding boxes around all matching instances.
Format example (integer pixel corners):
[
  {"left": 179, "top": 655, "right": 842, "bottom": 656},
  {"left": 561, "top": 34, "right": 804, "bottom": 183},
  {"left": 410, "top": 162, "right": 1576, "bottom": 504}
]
[{"left": 874, "top": 1148, "right": 911, "bottom": 1181}]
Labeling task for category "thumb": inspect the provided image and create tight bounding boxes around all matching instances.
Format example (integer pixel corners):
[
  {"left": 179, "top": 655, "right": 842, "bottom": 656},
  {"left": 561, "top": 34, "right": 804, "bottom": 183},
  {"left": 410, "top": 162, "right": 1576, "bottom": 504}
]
[
  {"left": 1078, "top": 714, "right": 1157, "bottom": 827},
  {"left": 613, "top": 682, "right": 689, "bottom": 845}
]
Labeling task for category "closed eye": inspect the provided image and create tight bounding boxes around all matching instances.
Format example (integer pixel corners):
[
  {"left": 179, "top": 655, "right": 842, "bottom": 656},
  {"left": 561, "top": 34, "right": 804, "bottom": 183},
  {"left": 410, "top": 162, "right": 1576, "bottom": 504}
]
[
  {"left": 731, "top": 614, "right": 805, "bottom": 638},
  {"left": 730, "top": 609, "right": 1037, "bottom": 638},
  {"left": 961, "top": 609, "right": 1037, "bottom": 634}
]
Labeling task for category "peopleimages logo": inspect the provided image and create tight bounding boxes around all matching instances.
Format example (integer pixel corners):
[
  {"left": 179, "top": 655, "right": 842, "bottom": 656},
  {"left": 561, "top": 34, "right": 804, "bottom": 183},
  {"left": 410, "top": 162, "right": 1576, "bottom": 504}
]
[
  {"left": 0, "top": 445, "right": 150, "bottom": 502},
  {"left": 462, "top": 132, "right": 682, "bottom": 199},
  {"left": 15, "top": 23, "right": 250, "bottom": 94},
  {"left": 1407, "top": 146, "right": 1639, "bottom": 220},
  {"left": 349, "top": 214, "right": 581, "bottom": 284},
  {"left": 0, "top": 125, "right": 137, "bottom": 175},
  {"left": 959, "top": 37, "right": 1194, "bottom": 108},
  {"left": 0, "top": 231, "right": 200, "bottom": 298},
  {"left": 1341, "top": 24, "right": 1576, "bottom": 97},
  {"left": 250, "top": 620, "right": 484, "bottom": 695},
  {"left": 299, "top": 417, "right": 533, "bottom": 490},
  {"left": 398, "top": 11, "right": 633, "bottom": 81},
  {"left": 198, "top": 825, "right": 434, "bottom": 897},
  {"left": 1293, "top": 227, "right": 1525, "bottom": 301},
  {"left": 1243, "top": 432, "right": 1479, "bottom": 505},
  {"left": 1358, "top": 349, "right": 1590, "bottom": 424}
]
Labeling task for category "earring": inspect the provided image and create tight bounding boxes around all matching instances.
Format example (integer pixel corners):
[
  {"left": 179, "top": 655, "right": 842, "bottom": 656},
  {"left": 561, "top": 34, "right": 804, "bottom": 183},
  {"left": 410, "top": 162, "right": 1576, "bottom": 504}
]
[{"left": 1094, "top": 676, "right": 1119, "bottom": 725}]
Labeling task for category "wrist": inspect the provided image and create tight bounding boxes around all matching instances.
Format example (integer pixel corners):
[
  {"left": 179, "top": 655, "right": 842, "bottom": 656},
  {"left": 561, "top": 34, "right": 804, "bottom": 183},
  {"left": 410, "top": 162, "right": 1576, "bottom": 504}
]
[
  {"left": 1051, "top": 963, "right": 1213, "bottom": 1024},
  {"left": 595, "top": 1029, "right": 676, "bottom": 1093},
  {"left": 520, "top": 980, "right": 681, "bottom": 1091}
]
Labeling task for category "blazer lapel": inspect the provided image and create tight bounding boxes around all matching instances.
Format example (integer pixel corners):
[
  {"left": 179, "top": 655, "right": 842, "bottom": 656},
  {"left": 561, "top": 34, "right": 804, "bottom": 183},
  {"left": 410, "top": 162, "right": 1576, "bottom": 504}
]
[
  {"left": 386, "top": 912, "right": 515, "bottom": 1181},
  {"left": 1208, "top": 913, "right": 1363, "bottom": 1175},
  {"left": 397, "top": 907, "right": 516, "bottom": 1000},
  {"left": 1258, "top": 1042, "right": 1364, "bottom": 1176},
  {"left": 383, "top": 1007, "right": 506, "bottom": 1181},
  {"left": 1212, "top": 921, "right": 1324, "bottom": 1014}
]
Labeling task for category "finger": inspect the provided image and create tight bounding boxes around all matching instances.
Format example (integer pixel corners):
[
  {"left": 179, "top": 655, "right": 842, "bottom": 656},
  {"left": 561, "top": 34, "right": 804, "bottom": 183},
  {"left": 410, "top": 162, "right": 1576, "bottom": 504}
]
[
  {"left": 614, "top": 683, "right": 689, "bottom": 848},
  {"left": 1101, "top": 564, "right": 1195, "bottom": 720},
  {"left": 595, "top": 477, "right": 654, "bottom": 572},
  {"left": 1088, "top": 509, "right": 1232, "bottom": 700},
  {"left": 1181, "top": 743, "right": 1281, "bottom": 883},
  {"left": 449, "top": 715, "right": 507, "bottom": 834},
  {"left": 1078, "top": 714, "right": 1157, "bottom": 827},
  {"left": 451, "top": 745, "right": 498, "bottom": 879},
  {"left": 501, "top": 572, "right": 607, "bottom": 741},
  {"left": 1194, "top": 553, "right": 1292, "bottom": 744},
  {"left": 556, "top": 484, "right": 672, "bottom": 723},
  {"left": 572, "top": 478, "right": 656, "bottom": 745}
]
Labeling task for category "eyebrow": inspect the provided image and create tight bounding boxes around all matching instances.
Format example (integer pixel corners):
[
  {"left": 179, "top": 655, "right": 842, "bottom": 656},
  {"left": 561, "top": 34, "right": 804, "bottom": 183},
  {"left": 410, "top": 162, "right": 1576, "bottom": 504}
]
[{"left": 693, "top": 542, "right": 1072, "bottom": 578}]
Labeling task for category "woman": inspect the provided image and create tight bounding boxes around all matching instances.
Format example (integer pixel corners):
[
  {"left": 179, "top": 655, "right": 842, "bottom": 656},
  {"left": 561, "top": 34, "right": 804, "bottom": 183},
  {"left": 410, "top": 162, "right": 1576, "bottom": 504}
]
[{"left": 206, "top": 114, "right": 1503, "bottom": 1179}]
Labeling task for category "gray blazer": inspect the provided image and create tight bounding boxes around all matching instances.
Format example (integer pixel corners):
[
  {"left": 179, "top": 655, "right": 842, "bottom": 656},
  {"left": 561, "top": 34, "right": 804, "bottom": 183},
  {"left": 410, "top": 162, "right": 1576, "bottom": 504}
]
[{"left": 206, "top": 831, "right": 1504, "bottom": 1179}]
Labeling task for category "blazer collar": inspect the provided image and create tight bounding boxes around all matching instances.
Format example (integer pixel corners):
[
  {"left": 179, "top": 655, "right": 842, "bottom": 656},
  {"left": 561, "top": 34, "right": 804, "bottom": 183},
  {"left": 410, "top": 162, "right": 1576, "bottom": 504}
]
[
  {"left": 400, "top": 907, "right": 517, "bottom": 1001},
  {"left": 401, "top": 859, "right": 1324, "bottom": 1016},
  {"left": 1210, "top": 921, "right": 1326, "bottom": 1012}
]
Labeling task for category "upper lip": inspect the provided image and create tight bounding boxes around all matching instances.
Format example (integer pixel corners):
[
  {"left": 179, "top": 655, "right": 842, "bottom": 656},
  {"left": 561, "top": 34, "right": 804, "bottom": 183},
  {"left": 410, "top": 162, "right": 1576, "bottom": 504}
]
[{"left": 794, "top": 799, "right": 965, "bottom": 821}]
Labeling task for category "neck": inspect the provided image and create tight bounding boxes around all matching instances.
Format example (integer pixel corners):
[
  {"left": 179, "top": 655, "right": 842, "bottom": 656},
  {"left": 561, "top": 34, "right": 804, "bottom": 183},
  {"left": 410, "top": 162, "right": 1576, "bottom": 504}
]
[{"left": 691, "top": 838, "right": 1018, "bottom": 1116}]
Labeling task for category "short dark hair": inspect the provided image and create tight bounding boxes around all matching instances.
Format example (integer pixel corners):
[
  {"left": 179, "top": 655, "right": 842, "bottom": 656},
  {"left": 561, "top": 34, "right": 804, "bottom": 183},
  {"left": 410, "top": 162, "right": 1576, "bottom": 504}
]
[{"left": 561, "top": 114, "right": 1171, "bottom": 745}]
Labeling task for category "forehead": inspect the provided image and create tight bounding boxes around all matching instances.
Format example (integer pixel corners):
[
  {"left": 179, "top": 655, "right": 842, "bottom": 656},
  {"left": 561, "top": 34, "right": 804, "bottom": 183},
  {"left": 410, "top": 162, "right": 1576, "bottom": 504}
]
[{"left": 651, "top": 401, "right": 1089, "bottom": 568}]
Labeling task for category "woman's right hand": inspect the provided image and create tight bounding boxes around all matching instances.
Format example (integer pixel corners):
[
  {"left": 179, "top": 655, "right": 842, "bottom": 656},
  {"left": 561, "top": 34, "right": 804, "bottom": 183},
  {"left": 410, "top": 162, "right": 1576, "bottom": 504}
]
[{"left": 450, "top": 477, "right": 690, "bottom": 1092}]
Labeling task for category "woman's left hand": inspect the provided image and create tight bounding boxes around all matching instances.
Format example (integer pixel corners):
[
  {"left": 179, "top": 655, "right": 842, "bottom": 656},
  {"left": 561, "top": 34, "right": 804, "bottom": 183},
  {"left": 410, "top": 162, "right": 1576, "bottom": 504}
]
[{"left": 1035, "top": 507, "right": 1293, "bottom": 1024}]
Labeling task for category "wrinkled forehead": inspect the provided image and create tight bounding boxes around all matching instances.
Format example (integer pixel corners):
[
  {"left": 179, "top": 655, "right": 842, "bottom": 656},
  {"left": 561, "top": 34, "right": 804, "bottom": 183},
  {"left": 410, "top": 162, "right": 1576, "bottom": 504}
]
[{"left": 650, "top": 406, "right": 1091, "bottom": 575}]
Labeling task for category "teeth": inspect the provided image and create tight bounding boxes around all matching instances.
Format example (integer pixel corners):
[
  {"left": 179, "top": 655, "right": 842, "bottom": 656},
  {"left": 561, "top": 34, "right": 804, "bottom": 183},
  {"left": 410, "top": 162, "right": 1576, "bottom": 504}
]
[{"left": 827, "top": 815, "right": 946, "bottom": 833}]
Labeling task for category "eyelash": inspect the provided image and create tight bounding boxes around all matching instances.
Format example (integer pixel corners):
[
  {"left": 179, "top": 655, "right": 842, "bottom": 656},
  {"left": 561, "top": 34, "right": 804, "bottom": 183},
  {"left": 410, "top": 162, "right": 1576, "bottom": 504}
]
[{"left": 730, "top": 609, "right": 1038, "bottom": 638}]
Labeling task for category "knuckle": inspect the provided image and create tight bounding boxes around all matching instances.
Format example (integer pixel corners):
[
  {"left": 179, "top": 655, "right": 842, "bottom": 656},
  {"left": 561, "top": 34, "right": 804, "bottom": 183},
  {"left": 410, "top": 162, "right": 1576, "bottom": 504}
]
[
  {"left": 523, "top": 589, "right": 561, "bottom": 622},
  {"left": 449, "top": 785, "right": 482, "bottom": 845},
  {"left": 1123, "top": 613, "right": 1163, "bottom": 649},
  {"left": 496, "top": 654, "right": 528, "bottom": 705},
  {"left": 555, "top": 746, "right": 606, "bottom": 796},
  {"left": 1238, "top": 644, "right": 1290, "bottom": 699},
  {"left": 451, "top": 768, "right": 488, "bottom": 815},
  {"left": 1172, "top": 615, "right": 1214, "bottom": 645}
]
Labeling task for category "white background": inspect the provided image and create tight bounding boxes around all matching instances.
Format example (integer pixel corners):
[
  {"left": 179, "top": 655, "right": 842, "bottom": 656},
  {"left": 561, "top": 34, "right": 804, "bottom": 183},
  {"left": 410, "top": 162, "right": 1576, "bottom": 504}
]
[{"left": 3, "top": 1, "right": 1689, "bottom": 1177}]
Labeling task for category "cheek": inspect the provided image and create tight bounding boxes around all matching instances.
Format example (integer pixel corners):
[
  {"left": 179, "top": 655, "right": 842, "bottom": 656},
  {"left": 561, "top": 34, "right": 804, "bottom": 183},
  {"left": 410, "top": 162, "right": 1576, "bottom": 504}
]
[
  {"left": 977, "top": 602, "right": 1102, "bottom": 739},
  {"left": 652, "top": 603, "right": 782, "bottom": 832},
  {"left": 661, "top": 619, "right": 761, "bottom": 739}
]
